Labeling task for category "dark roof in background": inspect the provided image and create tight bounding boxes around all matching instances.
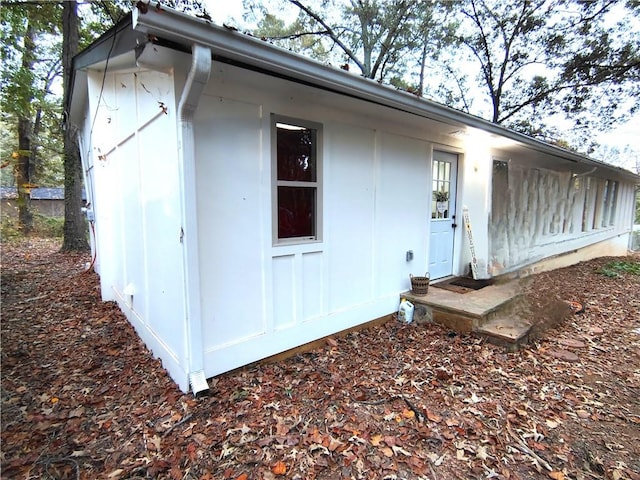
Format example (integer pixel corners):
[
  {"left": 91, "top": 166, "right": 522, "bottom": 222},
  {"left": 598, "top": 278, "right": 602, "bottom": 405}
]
[{"left": 1, "top": 187, "right": 66, "bottom": 200}]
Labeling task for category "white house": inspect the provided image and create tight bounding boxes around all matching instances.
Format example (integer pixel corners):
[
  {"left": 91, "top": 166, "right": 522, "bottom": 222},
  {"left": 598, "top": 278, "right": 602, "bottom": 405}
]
[{"left": 69, "top": 4, "right": 639, "bottom": 392}]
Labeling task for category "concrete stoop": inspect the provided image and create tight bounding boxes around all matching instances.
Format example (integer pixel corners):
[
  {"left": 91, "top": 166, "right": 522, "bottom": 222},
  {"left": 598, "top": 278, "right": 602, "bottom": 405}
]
[
  {"left": 400, "top": 278, "right": 532, "bottom": 351},
  {"left": 475, "top": 315, "right": 532, "bottom": 352}
]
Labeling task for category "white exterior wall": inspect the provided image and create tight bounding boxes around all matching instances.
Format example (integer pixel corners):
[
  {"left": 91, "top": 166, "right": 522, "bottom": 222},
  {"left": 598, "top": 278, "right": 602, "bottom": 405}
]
[
  {"left": 455, "top": 132, "right": 494, "bottom": 279},
  {"left": 191, "top": 62, "right": 462, "bottom": 377},
  {"left": 488, "top": 156, "right": 636, "bottom": 276},
  {"left": 76, "top": 46, "right": 636, "bottom": 391},
  {"left": 83, "top": 68, "right": 190, "bottom": 390}
]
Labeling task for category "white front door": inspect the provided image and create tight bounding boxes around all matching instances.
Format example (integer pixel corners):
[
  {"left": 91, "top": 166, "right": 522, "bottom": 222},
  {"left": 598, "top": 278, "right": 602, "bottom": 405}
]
[{"left": 429, "top": 151, "right": 458, "bottom": 279}]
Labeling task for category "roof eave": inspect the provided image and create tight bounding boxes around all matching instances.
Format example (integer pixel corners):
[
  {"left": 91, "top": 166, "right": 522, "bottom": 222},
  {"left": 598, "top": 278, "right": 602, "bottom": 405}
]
[
  {"left": 77, "top": 3, "right": 635, "bottom": 183},
  {"left": 69, "top": 14, "right": 146, "bottom": 123}
]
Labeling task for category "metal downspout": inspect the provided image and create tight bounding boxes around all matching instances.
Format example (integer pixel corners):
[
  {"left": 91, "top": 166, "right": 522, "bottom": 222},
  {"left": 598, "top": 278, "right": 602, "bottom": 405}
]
[{"left": 178, "top": 43, "right": 211, "bottom": 394}]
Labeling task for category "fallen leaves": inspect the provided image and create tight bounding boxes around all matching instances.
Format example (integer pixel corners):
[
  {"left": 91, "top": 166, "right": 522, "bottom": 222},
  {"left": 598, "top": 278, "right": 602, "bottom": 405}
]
[
  {"left": 1, "top": 240, "right": 639, "bottom": 480},
  {"left": 548, "top": 349, "right": 580, "bottom": 362},
  {"left": 558, "top": 338, "right": 586, "bottom": 349},
  {"left": 271, "top": 461, "right": 287, "bottom": 475},
  {"left": 425, "top": 409, "right": 442, "bottom": 423},
  {"left": 391, "top": 445, "right": 412, "bottom": 457}
]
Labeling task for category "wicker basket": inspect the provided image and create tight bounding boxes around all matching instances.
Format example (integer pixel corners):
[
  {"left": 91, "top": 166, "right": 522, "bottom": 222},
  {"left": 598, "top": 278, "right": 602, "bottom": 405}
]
[{"left": 410, "top": 273, "right": 430, "bottom": 296}]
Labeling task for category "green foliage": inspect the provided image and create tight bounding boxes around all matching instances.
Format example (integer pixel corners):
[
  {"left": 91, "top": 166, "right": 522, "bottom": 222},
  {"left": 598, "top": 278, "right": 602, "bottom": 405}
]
[
  {"left": 596, "top": 260, "right": 640, "bottom": 277},
  {"left": 34, "top": 213, "right": 64, "bottom": 238},
  {"left": 253, "top": 11, "right": 331, "bottom": 63},
  {"left": 439, "top": 0, "right": 639, "bottom": 146},
  {"left": 0, "top": 2, "right": 64, "bottom": 191},
  {"left": 1, "top": 213, "right": 64, "bottom": 241},
  {"left": 0, "top": 2, "right": 62, "bottom": 116},
  {"left": 0, "top": 216, "right": 22, "bottom": 242},
  {"left": 249, "top": 0, "right": 451, "bottom": 84},
  {"left": 434, "top": 190, "right": 449, "bottom": 202},
  {"left": 80, "top": 2, "right": 128, "bottom": 43},
  {"left": 632, "top": 230, "right": 640, "bottom": 252}
]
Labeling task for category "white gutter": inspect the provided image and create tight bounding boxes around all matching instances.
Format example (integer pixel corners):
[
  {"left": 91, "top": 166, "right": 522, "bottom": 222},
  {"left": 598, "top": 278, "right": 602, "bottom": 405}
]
[
  {"left": 132, "top": 3, "right": 639, "bottom": 181},
  {"left": 175, "top": 43, "right": 211, "bottom": 395}
]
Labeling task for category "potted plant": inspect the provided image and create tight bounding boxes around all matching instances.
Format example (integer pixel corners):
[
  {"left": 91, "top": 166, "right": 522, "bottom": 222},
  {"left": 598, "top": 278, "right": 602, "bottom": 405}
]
[
  {"left": 435, "top": 190, "right": 449, "bottom": 202},
  {"left": 434, "top": 190, "right": 449, "bottom": 216}
]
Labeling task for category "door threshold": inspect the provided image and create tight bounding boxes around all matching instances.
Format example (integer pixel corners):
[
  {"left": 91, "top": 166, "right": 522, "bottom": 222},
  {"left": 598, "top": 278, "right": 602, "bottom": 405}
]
[{"left": 432, "top": 275, "right": 455, "bottom": 284}]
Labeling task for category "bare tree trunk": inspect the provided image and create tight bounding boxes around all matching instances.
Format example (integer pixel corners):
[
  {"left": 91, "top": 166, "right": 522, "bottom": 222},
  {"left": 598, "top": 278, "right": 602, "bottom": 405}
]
[
  {"left": 16, "top": 117, "right": 33, "bottom": 234},
  {"left": 61, "top": 0, "right": 88, "bottom": 251},
  {"left": 15, "top": 21, "right": 36, "bottom": 234},
  {"left": 62, "top": 127, "right": 88, "bottom": 251},
  {"left": 418, "top": 41, "right": 427, "bottom": 95}
]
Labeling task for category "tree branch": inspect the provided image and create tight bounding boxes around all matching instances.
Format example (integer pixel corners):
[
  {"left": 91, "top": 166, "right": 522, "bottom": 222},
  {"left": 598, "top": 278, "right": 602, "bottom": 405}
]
[
  {"left": 461, "top": 0, "right": 497, "bottom": 116},
  {"left": 371, "top": 3, "right": 413, "bottom": 79},
  {"left": 287, "top": 0, "right": 365, "bottom": 74},
  {"left": 262, "top": 29, "right": 330, "bottom": 41},
  {"left": 496, "top": 77, "right": 614, "bottom": 124}
]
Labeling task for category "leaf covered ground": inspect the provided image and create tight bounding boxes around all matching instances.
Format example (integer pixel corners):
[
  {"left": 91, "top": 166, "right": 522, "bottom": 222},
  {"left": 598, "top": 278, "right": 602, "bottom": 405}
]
[{"left": 1, "top": 239, "right": 639, "bottom": 480}]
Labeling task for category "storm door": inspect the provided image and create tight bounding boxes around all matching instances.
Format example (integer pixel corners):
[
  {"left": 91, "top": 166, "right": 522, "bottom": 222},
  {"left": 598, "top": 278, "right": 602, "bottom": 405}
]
[{"left": 429, "top": 151, "right": 458, "bottom": 279}]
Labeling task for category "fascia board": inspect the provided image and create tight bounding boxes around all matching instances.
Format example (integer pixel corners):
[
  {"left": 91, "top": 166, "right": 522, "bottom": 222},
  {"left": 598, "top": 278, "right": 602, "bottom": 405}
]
[
  {"left": 69, "top": 69, "right": 88, "bottom": 124},
  {"left": 73, "top": 16, "right": 140, "bottom": 71},
  {"left": 132, "top": 5, "right": 474, "bottom": 129},
  {"left": 132, "top": 3, "right": 640, "bottom": 182}
]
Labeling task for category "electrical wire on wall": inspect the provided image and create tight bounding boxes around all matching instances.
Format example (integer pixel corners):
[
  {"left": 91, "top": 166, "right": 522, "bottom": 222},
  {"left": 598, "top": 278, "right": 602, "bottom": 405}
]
[
  {"left": 81, "top": 12, "right": 119, "bottom": 274},
  {"left": 88, "top": 22, "right": 118, "bottom": 147},
  {"left": 83, "top": 219, "right": 97, "bottom": 274}
]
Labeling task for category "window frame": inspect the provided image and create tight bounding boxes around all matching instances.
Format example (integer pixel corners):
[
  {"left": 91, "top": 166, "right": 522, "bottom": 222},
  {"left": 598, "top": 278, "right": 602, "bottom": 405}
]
[{"left": 271, "top": 114, "right": 323, "bottom": 246}]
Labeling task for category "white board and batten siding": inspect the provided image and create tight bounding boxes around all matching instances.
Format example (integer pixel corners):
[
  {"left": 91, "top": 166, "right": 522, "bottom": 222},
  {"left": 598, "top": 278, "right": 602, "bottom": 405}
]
[
  {"left": 192, "top": 62, "right": 434, "bottom": 378},
  {"left": 83, "top": 68, "right": 190, "bottom": 389},
  {"left": 78, "top": 45, "right": 637, "bottom": 392}
]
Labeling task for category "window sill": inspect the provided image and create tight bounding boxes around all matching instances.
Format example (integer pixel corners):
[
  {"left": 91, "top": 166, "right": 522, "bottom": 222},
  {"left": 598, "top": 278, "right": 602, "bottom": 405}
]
[{"left": 271, "top": 240, "right": 324, "bottom": 257}]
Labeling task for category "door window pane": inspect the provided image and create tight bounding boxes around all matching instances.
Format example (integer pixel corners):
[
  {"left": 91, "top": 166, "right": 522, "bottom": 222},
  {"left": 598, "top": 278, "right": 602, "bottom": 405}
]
[{"left": 432, "top": 159, "right": 452, "bottom": 219}]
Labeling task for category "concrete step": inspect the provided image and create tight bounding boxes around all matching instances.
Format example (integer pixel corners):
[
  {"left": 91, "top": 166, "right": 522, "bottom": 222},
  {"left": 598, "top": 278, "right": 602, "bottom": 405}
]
[
  {"left": 401, "top": 277, "right": 532, "bottom": 350},
  {"left": 475, "top": 315, "right": 532, "bottom": 352}
]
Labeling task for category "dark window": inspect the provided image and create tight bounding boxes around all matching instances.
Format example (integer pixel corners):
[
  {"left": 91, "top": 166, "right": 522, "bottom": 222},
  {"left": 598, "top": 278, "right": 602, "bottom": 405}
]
[
  {"left": 277, "top": 187, "right": 315, "bottom": 238},
  {"left": 274, "top": 120, "right": 320, "bottom": 242},
  {"left": 277, "top": 128, "right": 316, "bottom": 182}
]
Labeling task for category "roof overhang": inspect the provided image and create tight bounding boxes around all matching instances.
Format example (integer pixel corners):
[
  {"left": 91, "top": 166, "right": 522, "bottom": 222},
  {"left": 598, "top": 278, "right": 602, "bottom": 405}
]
[
  {"left": 69, "top": 14, "right": 144, "bottom": 123},
  {"left": 70, "top": 3, "right": 639, "bottom": 182}
]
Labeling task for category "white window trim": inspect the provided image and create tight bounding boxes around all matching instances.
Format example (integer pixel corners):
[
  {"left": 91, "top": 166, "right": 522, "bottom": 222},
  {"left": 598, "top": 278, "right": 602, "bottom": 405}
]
[{"left": 271, "top": 114, "right": 323, "bottom": 246}]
